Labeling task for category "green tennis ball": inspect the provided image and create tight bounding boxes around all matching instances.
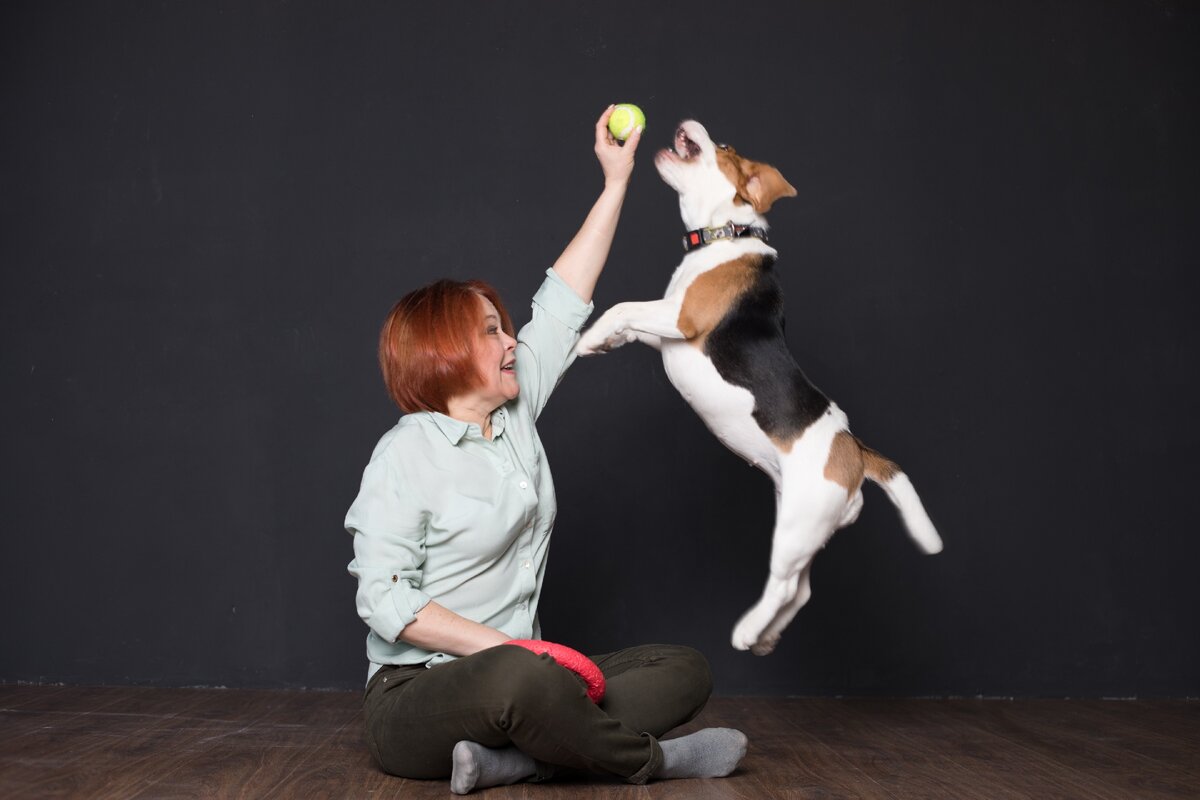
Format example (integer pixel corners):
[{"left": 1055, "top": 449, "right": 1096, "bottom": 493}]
[{"left": 608, "top": 103, "right": 646, "bottom": 141}]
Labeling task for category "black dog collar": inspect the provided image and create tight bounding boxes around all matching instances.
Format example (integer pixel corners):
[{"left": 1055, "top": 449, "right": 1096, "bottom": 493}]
[{"left": 681, "top": 222, "right": 769, "bottom": 253}]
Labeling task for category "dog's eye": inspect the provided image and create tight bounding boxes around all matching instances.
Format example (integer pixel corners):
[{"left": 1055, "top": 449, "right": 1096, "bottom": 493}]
[{"left": 717, "top": 143, "right": 730, "bottom": 151}]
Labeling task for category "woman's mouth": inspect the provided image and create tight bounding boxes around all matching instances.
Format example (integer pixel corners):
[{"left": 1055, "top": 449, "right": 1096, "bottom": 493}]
[{"left": 501, "top": 360, "right": 515, "bottom": 373}]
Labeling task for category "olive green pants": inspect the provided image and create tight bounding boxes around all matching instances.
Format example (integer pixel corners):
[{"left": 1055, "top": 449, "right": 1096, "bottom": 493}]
[{"left": 362, "top": 643, "right": 712, "bottom": 784}]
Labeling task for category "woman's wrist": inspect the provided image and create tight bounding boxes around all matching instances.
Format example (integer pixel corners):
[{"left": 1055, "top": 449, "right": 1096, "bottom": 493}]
[{"left": 603, "top": 176, "right": 630, "bottom": 192}]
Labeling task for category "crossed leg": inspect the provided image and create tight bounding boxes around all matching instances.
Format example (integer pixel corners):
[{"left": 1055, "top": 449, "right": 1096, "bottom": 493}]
[{"left": 365, "top": 644, "right": 712, "bottom": 785}]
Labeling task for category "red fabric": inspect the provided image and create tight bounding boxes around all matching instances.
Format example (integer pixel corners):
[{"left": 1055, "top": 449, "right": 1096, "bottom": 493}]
[{"left": 503, "top": 639, "right": 606, "bottom": 703}]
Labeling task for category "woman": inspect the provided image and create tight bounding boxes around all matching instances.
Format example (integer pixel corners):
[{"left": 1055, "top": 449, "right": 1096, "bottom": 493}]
[{"left": 345, "top": 106, "right": 747, "bottom": 794}]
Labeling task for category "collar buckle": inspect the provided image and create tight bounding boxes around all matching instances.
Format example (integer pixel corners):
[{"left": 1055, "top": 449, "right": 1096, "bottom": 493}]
[{"left": 681, "top": 222, "right": 768, "bottom": 253}]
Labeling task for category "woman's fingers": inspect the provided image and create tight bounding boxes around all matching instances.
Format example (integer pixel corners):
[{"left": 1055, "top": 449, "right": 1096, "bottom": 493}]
[
  {"left": 595, "top": 104, "right": 617, "bottom": 147},
  {"left": 594, "top": 104, "right": 639, "bottom": 184}
]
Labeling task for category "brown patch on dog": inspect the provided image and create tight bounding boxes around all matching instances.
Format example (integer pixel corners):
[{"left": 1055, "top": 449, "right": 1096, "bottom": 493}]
[
  {"left": 771, "top": 434, "right": 797, "bottom": 454},
  {"left": 716, "top": 148, "right": 798, "bottom": 214},
  {"left": 676, "top": 255, "right": 760, "bottom": 348},
  {"left": 716, "top": 149, "right": 748, "bottom": 206},
  {"left": 861, "top": 441, "right": 901, "bottom": 483},
  {"left": 824, "top": 431, "right": 865, "bottom": 495}
]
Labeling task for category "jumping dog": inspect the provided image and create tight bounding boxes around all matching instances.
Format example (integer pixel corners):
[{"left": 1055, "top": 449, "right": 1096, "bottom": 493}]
[{"left": 577, "top": 120, "right": 943, "bottom": 655}]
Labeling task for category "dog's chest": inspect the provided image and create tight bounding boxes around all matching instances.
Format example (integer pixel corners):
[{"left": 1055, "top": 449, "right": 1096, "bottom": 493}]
[
  {"left": 662, "top": 240, "right": 772, "bottom": 298},
  {"left": 657, "top": 239, "right": 832, "bottom": 462},
  {"left": 659, "top": 241, "right": 782, "bottom": 466},
  {"left": 661, "top": 340, "right": 778, "bottom": 465}
]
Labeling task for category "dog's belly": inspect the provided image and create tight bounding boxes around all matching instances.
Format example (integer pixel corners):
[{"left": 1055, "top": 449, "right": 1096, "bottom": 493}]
[{"left": 661, "top": 342, "right": 781, "bottom": 476}]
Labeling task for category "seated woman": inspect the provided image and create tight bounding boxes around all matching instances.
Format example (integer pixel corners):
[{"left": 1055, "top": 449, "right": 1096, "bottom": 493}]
[{"left": 344, "top": 106, "right": 747, "bottom": 794}]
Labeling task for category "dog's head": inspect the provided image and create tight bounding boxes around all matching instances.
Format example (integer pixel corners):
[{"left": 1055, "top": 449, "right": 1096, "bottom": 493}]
[{"left": 654, "top": 120, "right": 797, "bottom": 232}]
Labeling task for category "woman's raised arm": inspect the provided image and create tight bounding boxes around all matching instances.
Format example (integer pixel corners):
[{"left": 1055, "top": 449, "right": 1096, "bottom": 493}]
[{"left": 551, "top": 105, "right": 643, "bottom": 304}]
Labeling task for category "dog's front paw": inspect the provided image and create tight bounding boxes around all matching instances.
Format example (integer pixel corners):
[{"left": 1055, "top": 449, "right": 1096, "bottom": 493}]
[
  {"left": 575, "top": 327, "right": 612, "bottom": 356},
  {"left": 576, "top": 325, "right": 634, "bottom": 356}
]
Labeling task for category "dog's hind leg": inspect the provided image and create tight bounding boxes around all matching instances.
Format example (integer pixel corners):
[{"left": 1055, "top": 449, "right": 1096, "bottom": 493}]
[
  {"left": 762, "top": 498, "right": 855, "bottom": 647},
  {"left": 730, "top": 475, "right": 843, "bottom": 655},
  {"left": 755, "top": 563, "right": 814, "bottom": 654}
]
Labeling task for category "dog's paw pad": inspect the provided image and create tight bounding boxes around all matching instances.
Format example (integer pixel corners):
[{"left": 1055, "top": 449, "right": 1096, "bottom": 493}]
[
  {"left": 749, "top": 635, "right": 779, "bottom": 656},
  {"left": 575, "top": 337, "right": 607, "bottom": 357}
]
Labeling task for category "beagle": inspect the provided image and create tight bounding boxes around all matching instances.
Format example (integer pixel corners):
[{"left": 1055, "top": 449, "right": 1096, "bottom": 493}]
[{"left": 577, "top": 120, "right": 942, "bottom": 655}]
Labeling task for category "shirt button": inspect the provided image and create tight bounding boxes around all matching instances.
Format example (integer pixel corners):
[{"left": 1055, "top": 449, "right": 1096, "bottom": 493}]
[
  {"left": 522, "top": 560, "right": 531, "bottom": 569},
  {"left": 391, "top": 575, "right": 398, "bottom": 583},
  {"left": 517, "top": 603, "right": 527, "bottom": 610},
  {"left": 519, "top": 480, "right": 528, "bottom": 489}
]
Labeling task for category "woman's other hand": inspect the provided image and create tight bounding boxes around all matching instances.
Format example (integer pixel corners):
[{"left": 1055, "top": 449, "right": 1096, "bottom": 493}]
[{"left": 595, "top": 104, "right": 642, "bottom": 188}]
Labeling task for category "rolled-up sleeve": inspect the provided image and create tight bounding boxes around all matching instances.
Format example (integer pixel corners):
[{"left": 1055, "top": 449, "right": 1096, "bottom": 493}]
[
  {"left": 345, "top": 448, "right": 432, "bottom": 643},
  {"left": 516, "top": 268, "right": 594, "bottom": 419}
]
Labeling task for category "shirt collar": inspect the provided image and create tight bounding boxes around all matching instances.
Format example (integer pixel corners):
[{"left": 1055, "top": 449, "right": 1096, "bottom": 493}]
[{"left": 428, "top": 407, "right": 508, "bottom": 445}]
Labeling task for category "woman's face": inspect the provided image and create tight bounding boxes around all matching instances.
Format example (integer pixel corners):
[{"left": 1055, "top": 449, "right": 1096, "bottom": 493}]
[{"left": 470, "top": 295, "right": 519, "bottom": 410}]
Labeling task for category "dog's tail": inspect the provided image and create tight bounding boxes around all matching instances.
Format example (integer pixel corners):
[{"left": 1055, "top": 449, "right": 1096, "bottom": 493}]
[{"left": 860, "top": 441, "right": 944, "bottom": 555}]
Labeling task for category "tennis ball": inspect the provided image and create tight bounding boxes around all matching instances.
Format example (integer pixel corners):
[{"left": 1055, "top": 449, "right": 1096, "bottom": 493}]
[{"left": 608, "top": 103, "right": 646, "bottom": 141}]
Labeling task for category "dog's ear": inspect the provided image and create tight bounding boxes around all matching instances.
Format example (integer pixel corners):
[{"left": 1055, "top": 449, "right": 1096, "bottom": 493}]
[{"left": 744, "top": 163, "right": 797, "bottom": 214}]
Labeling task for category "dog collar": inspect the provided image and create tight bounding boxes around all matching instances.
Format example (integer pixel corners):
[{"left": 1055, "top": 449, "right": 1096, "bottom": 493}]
[{"left": 681, "top": 222, "right": 769, "bottom": 253}]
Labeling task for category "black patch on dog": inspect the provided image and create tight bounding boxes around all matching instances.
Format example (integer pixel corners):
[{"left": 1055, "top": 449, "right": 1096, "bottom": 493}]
[{"left": 705, "top": 256, "right": 830, "bottom": 442}]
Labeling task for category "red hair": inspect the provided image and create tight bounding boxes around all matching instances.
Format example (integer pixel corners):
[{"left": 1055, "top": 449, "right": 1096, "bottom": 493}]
[{"left": 378, "top": 279, "right": 515, "bottom": 413}]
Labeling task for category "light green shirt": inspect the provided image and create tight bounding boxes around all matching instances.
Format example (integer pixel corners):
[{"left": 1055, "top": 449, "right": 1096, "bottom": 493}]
[{"left": 345, "top": 269, "right": 593, "bottom": 683}]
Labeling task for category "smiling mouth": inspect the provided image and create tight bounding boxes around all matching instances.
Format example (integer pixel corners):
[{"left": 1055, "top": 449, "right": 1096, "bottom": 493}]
[{"left": 501, "top": 361, "right": 515, "bottom": 373}]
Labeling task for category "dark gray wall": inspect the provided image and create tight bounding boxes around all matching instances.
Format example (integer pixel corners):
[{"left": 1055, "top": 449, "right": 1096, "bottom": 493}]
[{"left": 3, "top": 1, "right": 1197, "bottom": 695}]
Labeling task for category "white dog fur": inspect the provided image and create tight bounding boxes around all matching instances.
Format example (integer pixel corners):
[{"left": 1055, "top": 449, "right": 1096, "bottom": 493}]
[{"left": 577, "top": 120, "right": 942, "bottom": 655}]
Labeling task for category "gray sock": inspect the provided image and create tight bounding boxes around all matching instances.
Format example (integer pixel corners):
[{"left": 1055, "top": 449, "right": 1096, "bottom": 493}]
[
  {"left": 655, "top": 727, "right": 748, "bottom": 780},
  {"left": 450, "top": 741, "right": 536, "bottom": 795}
]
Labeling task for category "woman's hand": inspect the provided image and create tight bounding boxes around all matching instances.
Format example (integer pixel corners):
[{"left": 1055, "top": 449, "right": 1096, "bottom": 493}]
[
  {"left": 594, "top": 104, "right": 642, "bottom": 188},
  {"left": 550, "top": 106, "right": 642, "bottom": 302}
]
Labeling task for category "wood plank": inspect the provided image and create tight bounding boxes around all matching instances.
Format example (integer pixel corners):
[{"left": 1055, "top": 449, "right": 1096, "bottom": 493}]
[
  {"left": 1056, "top": 699, "right": 1200, "bottom": 751},
  {"left": 2, "top": 688, "right": 1198, "bottom": 800},
  {"left": 116, "top": 689, "right": 355, "bottom": 799},
  {"left": 939, "top": 699, "right": 1199, "bottom": 799},
  {"left": 830, "top": 698, "right": 1115, "bottom": 799},
  {"left": 699, "top": 697, "right": 891, "bottom": 800},
  {"left": 0, "top": 685, "right": 133, "bottom": 746},
  {"left": 1, "top": 688, "right": 258, "bottom": 798},
  {"left": 0, "top": 683, "right": 75, "bottom": 711}
]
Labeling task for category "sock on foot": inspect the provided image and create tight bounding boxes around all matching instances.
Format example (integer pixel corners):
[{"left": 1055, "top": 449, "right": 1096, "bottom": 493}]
[
  {"left": 655, "top": 727, "right": 748, "bottom": 780},
  {"left": 450, "top": 741, "right": 537, "bottom": 795}
]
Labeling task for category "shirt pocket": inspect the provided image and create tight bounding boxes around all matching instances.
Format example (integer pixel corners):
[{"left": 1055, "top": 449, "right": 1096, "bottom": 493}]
[{"left": 523, "top": 446, "right": 542, "bottom": 481}]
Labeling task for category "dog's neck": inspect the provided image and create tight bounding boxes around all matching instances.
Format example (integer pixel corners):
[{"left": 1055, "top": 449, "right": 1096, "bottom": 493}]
[
  {"left": 677, "top": 197, "right": 770, "bottom": 253},
  {"left": 677, "top": 194, "right": 766, "bottom": 235},
  {"left": 681, "top": 221, "right": 769, "bottom": 253}
]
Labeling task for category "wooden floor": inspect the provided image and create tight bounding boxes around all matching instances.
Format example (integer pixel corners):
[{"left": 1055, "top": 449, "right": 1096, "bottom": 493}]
[{"left": 1, "top": 685, "right": 1197, "bottom": 799}]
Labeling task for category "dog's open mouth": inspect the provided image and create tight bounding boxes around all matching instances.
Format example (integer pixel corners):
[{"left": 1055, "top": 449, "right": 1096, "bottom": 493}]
[{"left": 674, "top": 127, "right": 702, "bottom": 161}]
